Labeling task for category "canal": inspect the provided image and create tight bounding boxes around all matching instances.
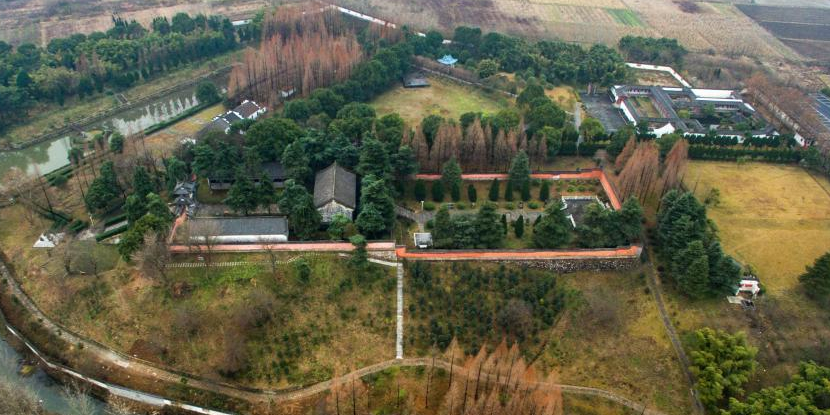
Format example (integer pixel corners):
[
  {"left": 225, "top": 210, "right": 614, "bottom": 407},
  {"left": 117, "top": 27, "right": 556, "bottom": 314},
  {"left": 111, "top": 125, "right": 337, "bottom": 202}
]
[{"left": 0, "top": 72, "right": 228, "bottom": 178}]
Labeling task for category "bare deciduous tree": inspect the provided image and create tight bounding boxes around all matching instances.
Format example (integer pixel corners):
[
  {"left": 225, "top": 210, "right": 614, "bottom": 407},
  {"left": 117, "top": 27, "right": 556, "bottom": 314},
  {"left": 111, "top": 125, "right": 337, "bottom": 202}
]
[{"left": 136, "top": 234, "right": 170, "bottom": 281}]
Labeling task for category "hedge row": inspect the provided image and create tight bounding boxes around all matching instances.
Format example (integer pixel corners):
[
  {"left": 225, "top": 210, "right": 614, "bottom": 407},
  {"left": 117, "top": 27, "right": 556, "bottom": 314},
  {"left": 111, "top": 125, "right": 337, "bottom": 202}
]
[
  {"left": 688, "top": 145, "right": 802, "bottom": 163},
  {"left": 95, "top": 224, "right": 129, "bottom": 242},
  {"left": 103, "top": 213, "right": 128, "bottom": 227}
]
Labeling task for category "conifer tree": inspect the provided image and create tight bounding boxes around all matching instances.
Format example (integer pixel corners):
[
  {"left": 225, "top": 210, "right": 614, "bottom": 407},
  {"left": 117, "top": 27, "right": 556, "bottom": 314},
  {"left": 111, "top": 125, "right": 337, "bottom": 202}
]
[{"left": 488, "top": 179, "right": 500, "bottom": 202}]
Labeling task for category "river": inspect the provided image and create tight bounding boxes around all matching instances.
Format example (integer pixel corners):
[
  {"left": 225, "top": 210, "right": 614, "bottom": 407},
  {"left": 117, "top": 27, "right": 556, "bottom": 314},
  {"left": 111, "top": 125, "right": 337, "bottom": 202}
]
[
  {"left": 0, "top": 73, "right": 228, "bottom": 178},
  {"left": 0, "top": 333, "right": 107, "bottom": 414}
]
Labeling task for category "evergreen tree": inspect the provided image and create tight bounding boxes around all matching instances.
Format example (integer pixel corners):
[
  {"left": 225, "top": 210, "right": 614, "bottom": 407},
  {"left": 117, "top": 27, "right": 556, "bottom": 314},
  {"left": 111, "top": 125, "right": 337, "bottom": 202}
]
[
  {"left": 504, "top": 181, "right": 514, "bottom": 202},
  {"left": 132, "top": 166, "right": 155, "bottom": 201},
  {"left": 520, "top": 180, "right": 531, "bottom": 202},
  {"left": 674, "top": 240, "right": 710, "bottom": 299},
  {"left": 145, "top": 193, "right": 172, "bottom": 222},
  {"left": 414, "top": 179, "right": 427, "bottom": 201},
  {"left": 514, "top": 215, "right": 525, "bottom": 238},
  {"left": 110, "top": 133, "right": 125, "bottom": 154},
  {"left": 328, "top": 214, "right": 352, "bottom": 241},
  {"left": 450, "top": 181, "right": 461, "bottom": 202},
  {"left": 278, "top": 180, "right": 321, "bottom": 240},
  {"left": 349, "top": 234, "right": 368, "bottom": 269},
  {"left": 508, "top": 150, "right": 531, "bottom": 189},
  {"left": 433, "top": 205, "right": 454, "bottom": 248},
  {"left": 501, "top": 214, "right": 508, "bottom": 235},
  {"left": 281, "top": 141, "right": 312, "bottom": 184},
  {"left": 356, "top": 175, "right": 395, "bottom": 237},
  {"left": 488, "top": 179, "right": 500, "bottom": 202},
  {"left": 431, "top": 181, "right": 445, "bottom": 202},
  {"left": 125, "top": 194, "right": 147, "bottom": 223},
  {"left": 799, "top": 251, "right": 830, "bottom": 306},
  {"left": 533, "top": 200, "right": 572, "bottom": 248},
  {"left": 467, "top": 184, "right": 477, "bottom": 203},
  {"left": 441, "top": 158, "right": 462, "bottom": 194},
  {"left": 475, "top": 203, "right": 504, "bottom": 248},
  {"left": 618, "top": 197, "right": 644, "bottom": 242},
  {"left": 539, "top": 181, "right": 550, "bottom": 202},
  {"left": 225, "top": 171, "right": 259, "bottom": 215},
  {"left": 357, "top": 136, "right": 391, "bottom": 179}
]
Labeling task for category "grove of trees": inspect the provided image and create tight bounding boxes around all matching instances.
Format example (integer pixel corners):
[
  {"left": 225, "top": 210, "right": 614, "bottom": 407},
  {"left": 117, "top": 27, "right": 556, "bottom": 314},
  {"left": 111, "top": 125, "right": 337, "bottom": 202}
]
[
  {"left": 0, "top": 12, "right": 240, "bottom": 133},
  {"left": 656, "top": 190, "right": 741, "bottom": 299},
  {"left": 689, "top": 328, "right": 757, "bottom": 410}
]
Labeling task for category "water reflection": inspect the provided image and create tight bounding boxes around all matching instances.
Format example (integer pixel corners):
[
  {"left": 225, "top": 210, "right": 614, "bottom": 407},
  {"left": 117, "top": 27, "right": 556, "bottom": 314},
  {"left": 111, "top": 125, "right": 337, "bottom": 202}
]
[{"left": 0, "top": 335, "right": 105, "bottom": 415}]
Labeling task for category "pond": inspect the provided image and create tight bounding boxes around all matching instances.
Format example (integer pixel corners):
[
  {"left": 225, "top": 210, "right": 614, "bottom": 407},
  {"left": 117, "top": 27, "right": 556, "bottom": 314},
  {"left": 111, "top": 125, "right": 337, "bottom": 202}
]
[{"left": 0, "top": 73, "right": 228, "bottom": 178}]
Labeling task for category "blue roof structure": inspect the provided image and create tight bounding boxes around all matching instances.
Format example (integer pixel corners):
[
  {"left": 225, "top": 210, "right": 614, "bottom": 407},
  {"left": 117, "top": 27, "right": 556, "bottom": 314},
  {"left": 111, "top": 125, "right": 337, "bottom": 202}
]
[{"left": 437, "top": 55, "right": 458, "bottom": 66}]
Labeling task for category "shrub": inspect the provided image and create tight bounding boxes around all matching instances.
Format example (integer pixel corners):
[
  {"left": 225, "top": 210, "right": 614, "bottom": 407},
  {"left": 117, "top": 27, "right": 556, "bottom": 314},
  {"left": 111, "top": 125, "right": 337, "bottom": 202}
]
[
  {"left": 431, "top": 181, "right": 445, "bottom": 202},
  {"left": 455, "top": 202, "right": 467, "bottom": 210},
  {"left": 423, "top": 201, "right": 436, "bottom": 211},
  {"left": 528, "top": 201, "right": 540, "bottom": 209},
  {"left": 504, "top": 202, "right": 515, "bottom": 210},
  {"left": 413, "top": 179, "right": 427, "bottom": 201}
]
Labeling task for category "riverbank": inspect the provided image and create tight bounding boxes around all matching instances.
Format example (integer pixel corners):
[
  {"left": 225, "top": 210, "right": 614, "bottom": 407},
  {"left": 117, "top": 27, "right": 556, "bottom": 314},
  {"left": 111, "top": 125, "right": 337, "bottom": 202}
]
[{"left": 0, "top": 50, "right": 241, "bottom": 152}]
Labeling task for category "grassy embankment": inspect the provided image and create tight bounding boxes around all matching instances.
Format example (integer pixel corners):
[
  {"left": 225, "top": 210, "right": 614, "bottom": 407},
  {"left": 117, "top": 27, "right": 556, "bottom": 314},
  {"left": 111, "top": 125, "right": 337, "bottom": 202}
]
[
  {"left": 1, "top": 50, "right": 242, "bottom": 147},
  {"left": 671, "top": 161, "right": 830, "bottom": 390}
]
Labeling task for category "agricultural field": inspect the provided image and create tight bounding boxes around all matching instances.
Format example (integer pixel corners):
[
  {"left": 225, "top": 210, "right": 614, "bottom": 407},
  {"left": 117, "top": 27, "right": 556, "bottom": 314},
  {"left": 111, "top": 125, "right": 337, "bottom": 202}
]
[
  {"left": 405, "top": 262, "right": 691, "bottom": 415},
  {"left": 370, "top": 76, "right": 512, "bottom": 126},
  {"left": 0, "top": 0, "right": 268, "bottom": 45},
  {"left": 335, "top": 0, "right": 799, "bottom": 59},
  {"left": 736, "top": 4, "right": 830, "bottom": 60}
]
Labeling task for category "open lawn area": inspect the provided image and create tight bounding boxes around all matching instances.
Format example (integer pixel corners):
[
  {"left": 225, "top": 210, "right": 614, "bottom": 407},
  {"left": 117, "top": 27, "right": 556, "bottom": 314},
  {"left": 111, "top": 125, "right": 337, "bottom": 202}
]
[
  {"left": 546, "top": 86, "right": 580, "bottom": 111},
  {"left": 144, "top": 103, "right": 226, "bottom": 158},
  {"left": 684, "top": 161, "right": 830, "bottom": 294},
  {"left": 370, "top": 76, "right": 512, "bottom": 126},
  {"left": 671, "top": 161, "right": 830, "bottom": 391}
]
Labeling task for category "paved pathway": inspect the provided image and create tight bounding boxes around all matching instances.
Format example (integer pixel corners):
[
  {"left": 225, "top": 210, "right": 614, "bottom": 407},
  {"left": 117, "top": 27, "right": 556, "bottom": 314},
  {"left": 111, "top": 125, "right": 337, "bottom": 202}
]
[
  {"left": 395, "top": 263, "right": 404, "bottom": 359},
  {"left": 395, "top": 245, "right": 642, "bottom": 261},
  {"left": 169, "top": 241, "right": 396, "bottom": 254}
]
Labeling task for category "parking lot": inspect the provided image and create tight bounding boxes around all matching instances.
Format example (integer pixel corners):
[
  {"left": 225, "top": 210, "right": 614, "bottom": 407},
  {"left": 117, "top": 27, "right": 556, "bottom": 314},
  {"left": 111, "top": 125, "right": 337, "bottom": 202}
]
[{"left": 580, "top": 93, "right": 628, "bottom": 133}]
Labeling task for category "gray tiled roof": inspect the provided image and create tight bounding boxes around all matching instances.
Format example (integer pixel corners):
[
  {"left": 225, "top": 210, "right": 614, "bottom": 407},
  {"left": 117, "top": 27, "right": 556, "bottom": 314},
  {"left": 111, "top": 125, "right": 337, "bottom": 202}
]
[
  {"left": 234, "top": 101, "right": 261, "bottom": 118},
  {"left": 189, "top": 216, "right": 288, "bottom": 237},
  {"left": 313, "top": 162, "right": 357, "bottom": 209}
]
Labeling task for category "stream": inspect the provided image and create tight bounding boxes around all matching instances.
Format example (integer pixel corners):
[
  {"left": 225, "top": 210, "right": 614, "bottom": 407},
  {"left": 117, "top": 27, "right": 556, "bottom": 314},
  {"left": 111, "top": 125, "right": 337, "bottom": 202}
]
[
  {"left": 0, "top": 332, "right": 107, "bottom": 414},
  {"left": 0, "top": 72, "right": 228, "bottom": 178}
]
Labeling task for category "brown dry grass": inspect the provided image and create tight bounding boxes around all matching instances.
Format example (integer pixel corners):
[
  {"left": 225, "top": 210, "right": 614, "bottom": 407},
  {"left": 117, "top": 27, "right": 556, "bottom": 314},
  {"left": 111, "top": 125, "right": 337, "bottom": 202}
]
[
  {"left": 542, "top": 269, "right": 691, "bottom": 415},
  {"left": 672, "top": 161, "right": 830, "bottom": 391},
  {"left": 684, "top": 161, "right": 830, "bottom": 294},
  {"left": 546, "top": 86, "right": 579, "bottom": 110}
]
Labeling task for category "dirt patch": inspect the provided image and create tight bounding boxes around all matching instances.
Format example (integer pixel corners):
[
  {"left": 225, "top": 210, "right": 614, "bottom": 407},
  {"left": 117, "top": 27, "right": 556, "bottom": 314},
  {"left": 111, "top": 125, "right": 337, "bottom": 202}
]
[{"left": 674, "top": 0, "right": 701, "bottom": 14}]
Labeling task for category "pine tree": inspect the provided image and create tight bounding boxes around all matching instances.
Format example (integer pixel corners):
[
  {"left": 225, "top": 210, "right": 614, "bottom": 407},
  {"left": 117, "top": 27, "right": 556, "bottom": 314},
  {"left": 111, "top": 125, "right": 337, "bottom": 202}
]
[
  {"left": 432, "top": 181, "right": 445, "bottom": 202},
  {"left": 433, "top": 205, "right": 454, "bottom": 248},
  {"left": 800, "top": 252, "right": 830, "bottom": 305},
  {"left": 508, "top": 150, "right": 531, "bottom": 189},
  {"left": 467, "top": 184, "right": 477, "bottom": 204},
  {"left": 520, "top": 180, "right": 531, "bottom": 202},
  {"left": 533, "top": 201, "right": 572, "bottom": 248},
  {"left": 504, "top": 181, "right": 514, "bottom": 202},
  {"left": 514, "top": 215, "right": 525, "bottom": 238},
  {"left": 539, "top": 181, "right": 550, "bottom": 202},
  {"left": 475, "top": 203, "right": 504, "bottom": 248},
  {"left": 451, "top": 181, "right": 461, "bottom": 202},
  {"left": 132, "top": 166, "right": 155, "bottom": 201},
  {"left": 674, "top": 240, "right": 710, "bottom": 299},
  {"left": 488, "top": 179, "right": 500, "bottom": 202},
  {"left": 414, "top": 179, "right": 427, "bottom": 201}
]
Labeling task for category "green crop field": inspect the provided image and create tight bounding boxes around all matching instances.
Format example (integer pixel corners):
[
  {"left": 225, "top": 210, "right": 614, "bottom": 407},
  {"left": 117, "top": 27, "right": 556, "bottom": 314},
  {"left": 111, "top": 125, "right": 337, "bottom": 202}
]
[{"left": 607, "top": 9, "right": 645, "bottom": 27}]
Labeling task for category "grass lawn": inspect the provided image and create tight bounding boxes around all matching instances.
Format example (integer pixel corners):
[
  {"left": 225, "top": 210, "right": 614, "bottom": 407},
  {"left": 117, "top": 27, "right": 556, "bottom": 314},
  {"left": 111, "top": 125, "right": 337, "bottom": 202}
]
[
  {"left": 631, "top": 96, "right": 661, "bottom": 118},
  {"left": 670, "top": 161, "right": 830, "bottom": 391},
  {"left": 144, "top": 103, "right": 225, "bottom": 158},
  {"left": 370, "top": 76, "right": 512, "bottom": 126},
  {"left": 684, "top": 161, "right": 830, "bottom": 294},
  {"left": 546, "top": 86, "right": 579, "bottom": 111}
]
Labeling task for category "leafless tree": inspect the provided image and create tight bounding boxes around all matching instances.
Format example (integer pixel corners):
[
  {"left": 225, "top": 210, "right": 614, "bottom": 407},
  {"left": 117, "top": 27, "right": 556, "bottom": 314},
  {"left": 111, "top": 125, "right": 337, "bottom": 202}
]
[
  {"left": 0, "top": 349, "right": 42, "bottom": 415},
  {"left": 218, "top": 329, "right": 248, "bottom": 376},
  {"left": 136, "top": 234, "right": 170, "bottom": 281},
  {"left": 260, "top": 238, "right": 281, "bottom": 279},
  {"left": 172, "top": 305, "right": 203, "bottom": 339},
  {"left": 186, "top": 220, "right": 221, "bottom": 267},
  {"left": 62, "top": 384, "right": 97, "bottom": 415}
]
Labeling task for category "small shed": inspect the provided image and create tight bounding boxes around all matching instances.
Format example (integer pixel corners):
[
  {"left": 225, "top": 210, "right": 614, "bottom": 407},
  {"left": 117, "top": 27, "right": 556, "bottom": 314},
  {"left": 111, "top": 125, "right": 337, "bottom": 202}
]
[
  {"left": 735, "top": 276, "right": 761, "bottom": 298},
  {"left": 403, "top": 72, "right": 430, "bottom": 88},
  {"left": 414, "top": 233, "right": 433, "bottom": 249},
  {"left": 437, "top": 55, "right": 458, "bottom": 67},
  {"left": 313, "top": 162, "right": 357, "bottom": 223}
]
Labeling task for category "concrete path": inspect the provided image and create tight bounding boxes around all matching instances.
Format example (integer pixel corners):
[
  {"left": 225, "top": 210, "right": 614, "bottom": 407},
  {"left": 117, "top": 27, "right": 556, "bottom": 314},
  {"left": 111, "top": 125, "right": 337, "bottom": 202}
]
[
  {"left": 395, "top": 245, "right": 642, "bottom": 261},
  {"left": 395, "top": 263, "right": 404, "bottom": 359},
  {"left": 169, "top": 241, "right": 396, "bottom": 254}
]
